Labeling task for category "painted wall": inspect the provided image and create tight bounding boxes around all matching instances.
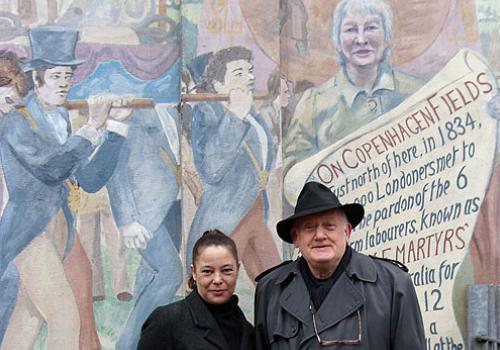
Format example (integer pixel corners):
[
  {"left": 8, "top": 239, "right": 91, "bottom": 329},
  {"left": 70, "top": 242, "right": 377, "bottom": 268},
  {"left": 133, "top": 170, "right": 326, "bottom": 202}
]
[{"left": 0, "top": 0, "right": 498, "bottom": 349}]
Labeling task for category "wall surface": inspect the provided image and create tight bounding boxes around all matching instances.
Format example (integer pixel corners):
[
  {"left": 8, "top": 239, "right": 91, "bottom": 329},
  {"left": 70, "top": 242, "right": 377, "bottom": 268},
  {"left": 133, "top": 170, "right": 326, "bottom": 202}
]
[{"left": 0, "top": 0, "right": 498, "bottom": 349}]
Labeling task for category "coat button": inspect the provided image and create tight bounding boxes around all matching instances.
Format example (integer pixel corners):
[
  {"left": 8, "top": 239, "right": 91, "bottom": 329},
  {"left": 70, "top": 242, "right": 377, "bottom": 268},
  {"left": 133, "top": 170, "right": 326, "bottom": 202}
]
[{"left": 367, "top": 98, "right": 378, "bottom": 112}]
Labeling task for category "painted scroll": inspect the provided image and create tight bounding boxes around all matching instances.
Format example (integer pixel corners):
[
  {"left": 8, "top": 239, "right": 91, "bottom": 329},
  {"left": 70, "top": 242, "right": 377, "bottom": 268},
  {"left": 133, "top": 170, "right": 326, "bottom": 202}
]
[{"left": 285, "top": 49, "right": 498, "bottom": 347}]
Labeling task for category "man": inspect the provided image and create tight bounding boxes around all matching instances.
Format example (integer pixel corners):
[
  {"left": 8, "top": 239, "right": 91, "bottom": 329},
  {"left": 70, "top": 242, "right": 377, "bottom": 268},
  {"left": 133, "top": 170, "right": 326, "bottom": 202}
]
[
  {"left": 254, "top": 181, "right": 425, "bottom": 349},
  {"left": 106, "top": 103, "right": 183, "bottom": 350},
  {"left": 187, "top": 46, "right": 281, "bottom": 282},
  {"left": 284, "top": 0, "right": 422, "bottom": 174},
  {"left": 0, "top": 26, "right": 129, "bottom": 349}
]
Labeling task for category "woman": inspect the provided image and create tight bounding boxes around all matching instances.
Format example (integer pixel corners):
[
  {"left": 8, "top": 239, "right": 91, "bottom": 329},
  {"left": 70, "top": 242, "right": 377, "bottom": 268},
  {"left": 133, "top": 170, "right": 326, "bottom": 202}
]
[
  {"left": 284, "top": 0, "right": 424, "bottom": 174},
  {"left": 138, "top": 229, "right": 255, "bottom": 349}
]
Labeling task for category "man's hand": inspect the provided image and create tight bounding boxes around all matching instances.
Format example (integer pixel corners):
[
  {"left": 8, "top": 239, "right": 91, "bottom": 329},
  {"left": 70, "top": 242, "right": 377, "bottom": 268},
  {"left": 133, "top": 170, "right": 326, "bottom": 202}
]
[
  {"left": 120, "top": 221, "right": 153, "bottom": 249},
  {"left": 487, "top": 90, "right": 500, "bottom": 121},
  {"left": 227, "top": 88, "right": 253, "bottom": 120},
  {"left": 87, "top": 95, "right": 115, "bottom": 129},
  {"left": 109, "top": 95, "right": 135, "bottom": 121}
]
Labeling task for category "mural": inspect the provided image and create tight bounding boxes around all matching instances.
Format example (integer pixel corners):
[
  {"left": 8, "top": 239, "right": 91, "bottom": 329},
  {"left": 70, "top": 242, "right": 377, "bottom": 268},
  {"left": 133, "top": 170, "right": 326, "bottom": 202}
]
[
  {"left": 0, "top": 1, "right": 181, "bottom": 350},
  {"left": 0, "top": 0, "right": 497, "bottom": 349}
]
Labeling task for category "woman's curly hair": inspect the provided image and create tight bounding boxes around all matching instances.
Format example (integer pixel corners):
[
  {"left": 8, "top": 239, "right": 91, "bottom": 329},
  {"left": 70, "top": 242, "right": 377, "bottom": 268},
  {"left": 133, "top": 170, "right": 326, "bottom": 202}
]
[{"left": 0, "top": 50, "right": 30, "bottom": 97}]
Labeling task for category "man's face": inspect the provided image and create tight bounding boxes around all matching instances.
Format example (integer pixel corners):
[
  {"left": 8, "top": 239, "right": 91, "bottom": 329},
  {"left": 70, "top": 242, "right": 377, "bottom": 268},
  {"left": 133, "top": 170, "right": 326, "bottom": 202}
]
[
  {"left": 214, "top": 59, "right": 255, "bottom": 94},
  {"left": 291, "top": 209, "right": 352, "bottom": 276},
  {"left": 339, "top": 11, "right": 387, "bottom": 69},
  {"left": 36, "top": 66, "right": 73, "bottom": 107},
  {"left": 0, "top": 85, "right": 21, "bottom": 115}
]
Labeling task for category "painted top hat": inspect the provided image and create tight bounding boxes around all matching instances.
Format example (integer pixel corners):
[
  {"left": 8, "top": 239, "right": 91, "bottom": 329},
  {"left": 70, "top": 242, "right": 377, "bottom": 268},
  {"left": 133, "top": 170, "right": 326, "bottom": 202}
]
[
  {"left": 277, "top": 181, "right": 365, "bottom": 243},
  {"left": 22, "top": 26, "right": 85, "bottom": 72}
]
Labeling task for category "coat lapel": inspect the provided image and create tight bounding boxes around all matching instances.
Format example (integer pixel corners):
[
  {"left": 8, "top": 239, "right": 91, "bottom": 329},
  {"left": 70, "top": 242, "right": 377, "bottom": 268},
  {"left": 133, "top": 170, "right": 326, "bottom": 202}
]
[
  {"left": 201, "top": 325, "right": 230, "bottom": 350},
  {"left": 187, "top": 291, "right": 231, "bottom": 350},
  {"left": 315, "top": 273, "right": 365, "bottom": 331},
  {"left": 250, "top": 109, "right": 274, "bottom": 171},
  {"left": 315, "top": 251, "right": 377, "bottom": 332},
  {"left": 279, "top": 272, "right": 311, "bottom": 325},
  {"left": 278, "top": 262, "right": 315, "bottom": 341},
  {"left": 25, "top": 92, "right": 64, "bottom": 142},
  {"left": 277, "top": 254, "right": 375, "bottom": 345}
]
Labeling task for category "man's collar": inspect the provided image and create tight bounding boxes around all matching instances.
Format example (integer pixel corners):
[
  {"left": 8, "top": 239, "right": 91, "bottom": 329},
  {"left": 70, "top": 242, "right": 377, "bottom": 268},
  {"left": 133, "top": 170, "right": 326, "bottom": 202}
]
[
  {"left": 24, "top": 90, "right": 35, "bottom": 105},
  {"left": 25, "top": 90, "right": 62, "bottom": 112},
  {"left": 345, "top": 249, "right": 377, "bottom": 282},
  {"left": 337, "top": 66, "right": 396, "bottom": 108},
  {"left": 274, "top": 249, "right": 378, "bottom": 285}
]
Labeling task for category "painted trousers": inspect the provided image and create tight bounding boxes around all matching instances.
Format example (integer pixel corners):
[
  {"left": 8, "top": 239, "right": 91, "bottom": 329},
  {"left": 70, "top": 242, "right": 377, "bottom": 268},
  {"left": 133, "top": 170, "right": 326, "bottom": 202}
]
[
  {"left": 116, "top": 202, "right": 182, "bottom": 350},
  {"left": 1, "top": 210, "right": 80, "bottom": 350},
  {"left": 78, "top": 206, "right": 131, "bottom": 300}
]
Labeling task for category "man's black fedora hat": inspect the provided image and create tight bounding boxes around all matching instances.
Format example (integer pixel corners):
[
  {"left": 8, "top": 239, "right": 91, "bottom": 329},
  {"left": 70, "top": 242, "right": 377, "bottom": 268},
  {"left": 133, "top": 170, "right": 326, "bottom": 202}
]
[{"left": 277, "top": 181, "right": 364, "bottom": 243}]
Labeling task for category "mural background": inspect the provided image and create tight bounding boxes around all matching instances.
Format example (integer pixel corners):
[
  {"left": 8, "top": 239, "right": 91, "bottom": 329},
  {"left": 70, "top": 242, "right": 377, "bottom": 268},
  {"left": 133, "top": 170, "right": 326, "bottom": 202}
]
[{"left": 0, "top": 0, "right": 497, "bottom": 349}]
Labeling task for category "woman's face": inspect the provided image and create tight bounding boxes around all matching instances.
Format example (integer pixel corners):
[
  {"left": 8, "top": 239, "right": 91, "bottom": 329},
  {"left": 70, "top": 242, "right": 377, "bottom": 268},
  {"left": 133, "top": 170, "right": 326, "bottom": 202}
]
[
  {"left": 191, "top": 245, "right": 239, "bottom": 305},
  {"left": 0, "top": 85, "right": 21, "bottom": 115},
  {"left": 339, "top": 11, "right": 387, "bottom": 69}
]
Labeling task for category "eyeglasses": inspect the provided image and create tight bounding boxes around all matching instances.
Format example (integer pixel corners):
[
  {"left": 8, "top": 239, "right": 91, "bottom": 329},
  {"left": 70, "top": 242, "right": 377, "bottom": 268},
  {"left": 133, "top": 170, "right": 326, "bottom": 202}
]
[{"left": 310, "top": 305, "right": 362, "bottom": 346}]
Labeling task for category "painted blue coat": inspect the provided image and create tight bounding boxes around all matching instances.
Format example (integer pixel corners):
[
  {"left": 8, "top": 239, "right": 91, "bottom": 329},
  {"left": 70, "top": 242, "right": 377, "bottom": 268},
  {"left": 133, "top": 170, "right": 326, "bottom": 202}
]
[
  {"left": 106, "top": 107, "right": 183, "bottom": 350},
  {"left": 0, "top": 92, "right": 126, "bottom": 277},
  {"left": 107, "top": 108, "right": 179, "bottom": 235},
  {"left": 187, "top": 101, "right": 274, "bottom": 256}
]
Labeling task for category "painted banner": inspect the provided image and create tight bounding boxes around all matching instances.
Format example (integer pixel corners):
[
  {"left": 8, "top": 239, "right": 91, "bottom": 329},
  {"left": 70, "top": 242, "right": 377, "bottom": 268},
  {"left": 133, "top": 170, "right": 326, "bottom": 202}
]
[{"left": 285, "top": 49, "right": 498, "bottom": 348}]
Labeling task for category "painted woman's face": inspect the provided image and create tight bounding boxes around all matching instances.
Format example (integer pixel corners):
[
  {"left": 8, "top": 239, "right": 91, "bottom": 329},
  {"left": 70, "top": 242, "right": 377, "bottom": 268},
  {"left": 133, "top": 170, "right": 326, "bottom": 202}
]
[
  {"left": 340, "top": 11, "right": 387, "bottom": 69},
  {"left": 191, "top": 245, "right": 239, "bottom": 305},
  {"left": 0, "top": 85, "right": 21, "bottom": 115}
]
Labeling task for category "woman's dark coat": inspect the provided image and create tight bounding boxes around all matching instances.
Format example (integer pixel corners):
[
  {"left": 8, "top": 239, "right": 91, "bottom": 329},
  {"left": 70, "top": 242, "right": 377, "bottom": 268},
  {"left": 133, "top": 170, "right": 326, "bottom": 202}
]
[{"left": 138, "top": 290, "right": 255, "bottom": 350}]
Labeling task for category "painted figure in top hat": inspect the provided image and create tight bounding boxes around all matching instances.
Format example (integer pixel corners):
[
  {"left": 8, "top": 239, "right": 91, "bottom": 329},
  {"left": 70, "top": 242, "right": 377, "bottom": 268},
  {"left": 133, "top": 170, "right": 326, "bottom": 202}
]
[
  {"left": 254, "top": 181, "right": 425, "bottom": 349},
  {"left": 0, "top": 26, "right": 132, "bottom": 350}
]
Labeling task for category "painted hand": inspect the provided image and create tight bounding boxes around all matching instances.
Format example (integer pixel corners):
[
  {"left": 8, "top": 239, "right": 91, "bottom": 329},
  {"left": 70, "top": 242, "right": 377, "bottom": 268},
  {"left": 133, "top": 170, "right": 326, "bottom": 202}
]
[
  {"left": 109, "top": 95, "right": 135, "bottom": 121},
  {"left": 120, "top": 221, "right": 153, "bottom": 249},
  {"left": 87, "top": 95, "right": 115, "bottom": 129}
]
